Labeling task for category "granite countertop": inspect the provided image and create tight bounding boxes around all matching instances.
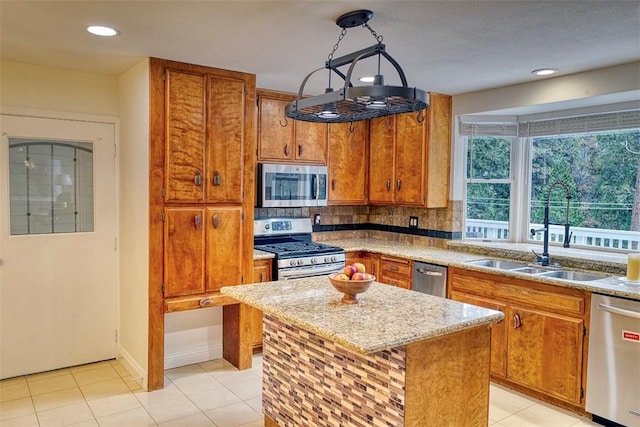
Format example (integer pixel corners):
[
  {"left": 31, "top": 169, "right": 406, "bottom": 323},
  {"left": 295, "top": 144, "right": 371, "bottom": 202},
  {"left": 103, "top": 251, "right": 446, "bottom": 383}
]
[
  {"left": 221, "top": 276, "right": 504, "bottom": 354},
  {"left": 321, "top": 238, "right": 640, "bottom": 301},
  {"left": 253, "top": 249, "right": 275, "bottom": 260}
]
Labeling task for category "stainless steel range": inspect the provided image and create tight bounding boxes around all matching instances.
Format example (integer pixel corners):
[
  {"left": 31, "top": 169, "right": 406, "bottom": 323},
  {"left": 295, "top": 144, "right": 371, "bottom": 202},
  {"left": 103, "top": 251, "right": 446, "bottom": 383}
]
[{"left": 254, "top": 218, "right": 345, "bottom": 280}]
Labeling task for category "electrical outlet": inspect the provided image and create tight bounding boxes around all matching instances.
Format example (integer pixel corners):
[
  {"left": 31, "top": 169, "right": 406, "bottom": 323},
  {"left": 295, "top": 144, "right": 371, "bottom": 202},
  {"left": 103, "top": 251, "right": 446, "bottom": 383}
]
[
  {"left": 314, "top": 214, "right": 321, "bottom": 224},
  {"left": 409, "top": 216, "right": 419, "bottom": 228}
]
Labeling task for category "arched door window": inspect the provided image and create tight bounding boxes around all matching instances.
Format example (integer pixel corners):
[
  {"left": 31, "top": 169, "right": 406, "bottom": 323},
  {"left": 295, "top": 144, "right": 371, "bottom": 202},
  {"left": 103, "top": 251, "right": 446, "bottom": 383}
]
[{"left": 8, "top": 138, "right": 94, "bottom": 235}]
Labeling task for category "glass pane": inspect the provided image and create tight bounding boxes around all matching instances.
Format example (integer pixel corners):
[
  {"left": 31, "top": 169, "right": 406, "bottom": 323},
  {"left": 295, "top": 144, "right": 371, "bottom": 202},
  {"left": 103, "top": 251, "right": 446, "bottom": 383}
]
[
  {"left": 467, "top": 136, "right": 511, "bottom": 179},
  {"left": 530, "top": 129, "right": 640, "bottom": 250},
  {"left": 466, "top": 183, "right": 510, "bottom": 239},
  {"left": 8, "top": 139, "right": 94, "bottom": 235}
]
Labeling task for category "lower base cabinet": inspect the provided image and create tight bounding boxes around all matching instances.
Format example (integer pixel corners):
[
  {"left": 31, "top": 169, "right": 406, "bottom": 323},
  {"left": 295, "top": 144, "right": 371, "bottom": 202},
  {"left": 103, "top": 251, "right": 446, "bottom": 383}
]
[
  {"left": 345, "top": 251, "right": 381, "bottom": 277},
  {"left": 449, "top": 267, "right": 589, "bottom": 410},
  {"left": 250, "top": 259, "right": 272, "bottom": 351}
]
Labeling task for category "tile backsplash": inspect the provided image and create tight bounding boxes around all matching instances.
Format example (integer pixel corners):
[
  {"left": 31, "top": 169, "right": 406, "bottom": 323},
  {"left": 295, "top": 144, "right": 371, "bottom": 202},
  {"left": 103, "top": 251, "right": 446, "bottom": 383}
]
[{"left": 254, "top": 201, "right": 463, "bottom": 248}]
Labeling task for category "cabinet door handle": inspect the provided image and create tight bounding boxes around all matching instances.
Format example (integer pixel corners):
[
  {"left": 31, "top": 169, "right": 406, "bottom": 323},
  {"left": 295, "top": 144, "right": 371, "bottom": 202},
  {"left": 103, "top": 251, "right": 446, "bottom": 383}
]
[
  {"left": 396, "top": 179, "right": 401, "bottom": 191},
  {"left": 389, "top": 265, "right": 399, "bottom": 272},
  {"left": 298, "top": 145, "right": 303, "bottom": 156},
  {"left": 213, "top": 171, "right": 221, "bottom": 186},
  {"left": 260, "top": 272, "right": 266, "bottom": 282},
  {"left": 331, "top": 179, "right": 336, "bottom": 191},
  {"left": 512, "top": 313, "right": 522, "bottom": 329},
  {"left": 194, "top": 171, "right": 202, "bottom": 186},
  {"left": 212, "top": 214, "right": 220, "bottom": 229},
  {"left": 284, "top": 144, "right": 290, "bottom": 156},
  {"left": 385, "top": 179, "right": 391, "bottom": 192},
  {"left": 194, "top": 215, "right": 201, "bottom": 230}
]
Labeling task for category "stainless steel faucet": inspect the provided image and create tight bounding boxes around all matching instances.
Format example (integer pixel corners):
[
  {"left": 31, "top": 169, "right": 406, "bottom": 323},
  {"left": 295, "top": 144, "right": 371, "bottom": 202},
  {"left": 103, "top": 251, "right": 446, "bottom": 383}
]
[{"left": 530, "top": 180, "right": 573, "bottom": 266}]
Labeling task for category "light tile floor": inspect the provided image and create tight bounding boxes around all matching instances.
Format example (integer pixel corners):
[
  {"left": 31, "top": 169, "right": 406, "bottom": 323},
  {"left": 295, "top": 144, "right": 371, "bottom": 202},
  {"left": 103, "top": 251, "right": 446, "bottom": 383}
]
[{"left": 1, "top": 354, "right": 600, "bottom": 427}]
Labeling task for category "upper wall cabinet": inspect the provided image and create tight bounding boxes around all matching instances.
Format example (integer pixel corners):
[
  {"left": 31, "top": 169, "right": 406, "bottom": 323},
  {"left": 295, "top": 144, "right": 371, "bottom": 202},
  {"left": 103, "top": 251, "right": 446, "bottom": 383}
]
[
  {"left": 164, "top": 68, "right": 250, "bottom": 203},
  {"left": 368, "top": 92, "right": 451, "bottom": 208},
  {"left": 257, "top": 89, "right": 328, "bottom": 165},
  {"left": 327, "top": 121, "right": 368, "bottom": 205}
]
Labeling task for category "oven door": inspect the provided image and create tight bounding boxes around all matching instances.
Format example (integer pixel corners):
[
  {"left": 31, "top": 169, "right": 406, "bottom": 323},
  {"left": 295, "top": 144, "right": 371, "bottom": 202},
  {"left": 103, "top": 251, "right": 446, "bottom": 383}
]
[
  {"left": 278, "top": 262, "right": 344, "bottom": 280},
  {"left": 258, "top": 163, "right": 327, "bottom": 207}
]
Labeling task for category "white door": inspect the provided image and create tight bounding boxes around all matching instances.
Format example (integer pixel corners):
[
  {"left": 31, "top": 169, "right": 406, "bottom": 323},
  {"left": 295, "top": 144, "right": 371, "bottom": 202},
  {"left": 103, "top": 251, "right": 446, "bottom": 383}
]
[{"left": 0, "top": 114, "right": 117, "bottom": 379}]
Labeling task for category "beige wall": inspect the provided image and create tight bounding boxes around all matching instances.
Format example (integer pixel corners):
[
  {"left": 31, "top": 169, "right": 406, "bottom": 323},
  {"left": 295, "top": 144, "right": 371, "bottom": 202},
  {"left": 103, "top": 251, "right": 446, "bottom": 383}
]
[
  {"left": 0, "top": 61, "right": 118, "bottom": 116},
  {"left": 117, "top": 59, "right": 150, "bottom": 388}
]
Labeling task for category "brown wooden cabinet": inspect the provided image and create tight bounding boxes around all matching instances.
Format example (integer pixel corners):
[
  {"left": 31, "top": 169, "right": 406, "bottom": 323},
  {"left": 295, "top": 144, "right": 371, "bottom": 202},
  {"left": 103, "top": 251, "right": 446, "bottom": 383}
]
[
  {"left": 368, "top": 93, "right": 451, "bottom": 207},
  {"left": 164, "top": 68, "right": 247, "bottom": 204},
  {"left": 379, "top": 255, "right": 412, "bottom": 289},
  {"left": 163, "top": 206, "right": 243, "bottom": 297},
  {"left": 448, "top": 267, "right": 589, "bottom": 409},
  {"left": 327, "top": 121, "right": 368, "bottom": 205},
  {"left": 257, "top": 89, "right": 328, "bottom": 164},
  {"left": 149, "top": 58, "right": 256, "bottom": 388},
  {"left": 250, "top": 259, "right": 272, "bottom": 351}
]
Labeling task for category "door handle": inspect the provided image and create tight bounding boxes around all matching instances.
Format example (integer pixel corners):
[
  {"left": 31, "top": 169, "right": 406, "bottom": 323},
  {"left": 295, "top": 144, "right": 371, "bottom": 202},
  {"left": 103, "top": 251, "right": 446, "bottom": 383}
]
[
  {"left": 385, "top": 179, "right": 391, "bottom": 192},
  {"left": 260, "top": 272, "right": 266, "bottom": 282},
  {"left": 284, "top": 144, "right": 290, "bottom": 156},
  {"left": 194, "top": 215, "right": 201, "bottom": 230},
  {"left": 416, "top": 268, "right": 443, "bottom": 276},
  {"left": 332, "top": 179, "right": 336, "bottom": 191},
  {"left": 598, "top": 303, "right": 640, "bottom": 319},
  {"left": 396, "top": 179, "right": 401, "bottom": 191},
  {"left": 512, "top": 313, "right": 522, "bottom": 329},
  {"left": 298, "top": 145, "right": 303, "bottom": 156},
  {"left": 212, "top": 215, "right": 220, "bottom": 229},
  {"left": 194, "top": 171, "right": 202, "bottom": 186},
  {"left": 389, "top": 265, "right": 399, "bottom": 272},
  {"left": 213, "top": 171, "right": 221, "bottom": 186}
]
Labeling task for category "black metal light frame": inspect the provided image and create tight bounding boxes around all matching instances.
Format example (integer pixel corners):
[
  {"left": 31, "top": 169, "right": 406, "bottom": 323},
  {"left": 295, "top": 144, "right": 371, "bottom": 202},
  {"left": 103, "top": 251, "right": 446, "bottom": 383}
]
[{"left": 285, "top": 10, "right": 429, "bottom": 124}]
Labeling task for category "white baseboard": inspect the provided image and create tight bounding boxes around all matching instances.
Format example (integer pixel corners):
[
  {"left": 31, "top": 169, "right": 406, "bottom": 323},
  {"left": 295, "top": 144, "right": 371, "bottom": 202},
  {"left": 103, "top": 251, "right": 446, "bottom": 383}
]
[
  {"left": 164, "top": 345, "right": 223, "bottom": 370},
  {"left": 117, "top": 344, "right": 147, "bottom": 391}
]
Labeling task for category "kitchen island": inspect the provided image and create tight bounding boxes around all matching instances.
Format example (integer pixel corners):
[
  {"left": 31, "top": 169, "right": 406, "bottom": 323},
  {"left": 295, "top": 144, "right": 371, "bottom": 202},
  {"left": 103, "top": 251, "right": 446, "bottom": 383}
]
[{"left": 221, "top": 277, "right": 503, "bottom": 427}]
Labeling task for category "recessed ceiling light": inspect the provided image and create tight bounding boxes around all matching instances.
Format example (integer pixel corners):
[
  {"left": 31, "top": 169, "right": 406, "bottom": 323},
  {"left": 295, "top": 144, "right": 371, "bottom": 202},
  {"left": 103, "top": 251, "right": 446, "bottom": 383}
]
[
  {"left": 87, "top": 25, "right": 118, "bottom": 37},
  {"left": 359, "top": 76, "right": 375, "bottom": 83},
  {"left": 532, "top": 68, "right": 558, "bottom": 76}
]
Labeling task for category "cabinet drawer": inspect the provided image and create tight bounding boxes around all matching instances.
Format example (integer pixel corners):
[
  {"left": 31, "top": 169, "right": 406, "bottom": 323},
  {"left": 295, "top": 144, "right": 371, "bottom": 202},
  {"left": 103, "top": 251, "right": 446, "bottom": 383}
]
[
  {"left": 381, "top": 256, "right": 412, "bottom": 276},
  {"left": 449, "top": 268, "right": 586, "bottom": 316}
]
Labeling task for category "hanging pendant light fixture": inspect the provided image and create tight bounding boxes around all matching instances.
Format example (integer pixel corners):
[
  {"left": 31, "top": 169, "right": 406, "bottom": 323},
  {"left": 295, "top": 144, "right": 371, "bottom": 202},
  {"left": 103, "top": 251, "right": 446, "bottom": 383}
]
[{"left": 285, "top": 9, "right": 429, "bottom": 124}]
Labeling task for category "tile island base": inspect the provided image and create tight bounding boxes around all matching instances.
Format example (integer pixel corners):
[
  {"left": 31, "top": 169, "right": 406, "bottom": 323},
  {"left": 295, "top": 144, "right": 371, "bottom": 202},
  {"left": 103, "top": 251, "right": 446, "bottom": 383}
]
[{"left": 262, "top": 314, "right": 491, "bottom": 427}]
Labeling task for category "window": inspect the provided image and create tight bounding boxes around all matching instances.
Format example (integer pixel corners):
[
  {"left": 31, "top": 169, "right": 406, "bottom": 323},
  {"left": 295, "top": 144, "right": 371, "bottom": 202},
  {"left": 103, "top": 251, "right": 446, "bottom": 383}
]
[
  {"left": 461, "top": 109, "right": 640, "bottom": 251},
  {"left": 529, "top": 129, "right": 640, "bottom": 250},
  {"left": 9, "top": 139, "right": 94, "bottom": 235},
  {"left": 465, "top": 136, "right": 513, "bottom": 240}
]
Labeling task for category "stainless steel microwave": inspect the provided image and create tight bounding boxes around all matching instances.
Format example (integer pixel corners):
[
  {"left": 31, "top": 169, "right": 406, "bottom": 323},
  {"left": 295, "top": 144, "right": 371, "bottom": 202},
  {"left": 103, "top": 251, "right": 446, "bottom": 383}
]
[{"left": 257, "top": 163, "right": 328, "bottom": 207}]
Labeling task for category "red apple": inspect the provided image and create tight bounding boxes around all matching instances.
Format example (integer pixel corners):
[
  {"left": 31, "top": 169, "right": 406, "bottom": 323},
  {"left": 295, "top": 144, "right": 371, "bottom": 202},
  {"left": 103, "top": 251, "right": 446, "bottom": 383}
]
[
  {"left": 352, "top": 272, "right": 367, "bottom": 281},
  {"left": 343, "top": 265, "right": 356, "bottom": 277},
  {"left": 352, "top": 262, "right": 366, "bottom": 273}
]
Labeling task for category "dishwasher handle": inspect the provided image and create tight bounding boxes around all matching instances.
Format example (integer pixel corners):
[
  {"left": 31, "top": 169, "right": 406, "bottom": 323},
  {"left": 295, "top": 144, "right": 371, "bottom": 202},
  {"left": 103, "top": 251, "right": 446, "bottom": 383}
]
[
  {"left": 598, "top": 303, "right": 640, "bottom": 320},
  {"left": 416, "top": 267, "right": 443, "bottom": 277}
]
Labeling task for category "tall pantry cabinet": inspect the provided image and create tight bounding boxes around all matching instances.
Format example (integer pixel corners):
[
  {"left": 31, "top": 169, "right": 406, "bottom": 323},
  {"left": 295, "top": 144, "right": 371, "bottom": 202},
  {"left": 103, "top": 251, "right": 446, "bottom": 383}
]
[{"left": 148, "top": 58, "right": 256, "bottom": 390}]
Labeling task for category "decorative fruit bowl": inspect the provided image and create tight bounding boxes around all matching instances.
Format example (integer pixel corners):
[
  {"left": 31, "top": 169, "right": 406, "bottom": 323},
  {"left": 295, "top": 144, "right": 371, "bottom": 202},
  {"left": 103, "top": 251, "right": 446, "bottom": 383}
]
[{"left": 328, "top": 272, "right": 375, "bottom": 304}]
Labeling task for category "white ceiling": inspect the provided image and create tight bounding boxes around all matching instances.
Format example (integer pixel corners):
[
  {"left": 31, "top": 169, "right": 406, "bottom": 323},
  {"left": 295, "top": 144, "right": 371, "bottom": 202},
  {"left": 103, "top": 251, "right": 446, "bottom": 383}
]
[{"left": 1, "top": 0, "right": 639, "bottom": 97}]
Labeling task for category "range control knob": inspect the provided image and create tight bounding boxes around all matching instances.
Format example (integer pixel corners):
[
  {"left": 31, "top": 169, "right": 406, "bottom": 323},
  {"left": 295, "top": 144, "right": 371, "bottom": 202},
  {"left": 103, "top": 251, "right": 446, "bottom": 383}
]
[
  {"left": 311, "top": 258, "right": 318, "bottom": 264},
  {"left": 289, "top": 260, "right": 296, "bottom": 266},
  {"left": 331, "top": 256, "right": 337, "bottom": 262},
  {"left": 324, "top": 256, "right": 330, "bottom": 263},
  {"left": 297, "top": 259, "right": 304, "bottom": 266}
]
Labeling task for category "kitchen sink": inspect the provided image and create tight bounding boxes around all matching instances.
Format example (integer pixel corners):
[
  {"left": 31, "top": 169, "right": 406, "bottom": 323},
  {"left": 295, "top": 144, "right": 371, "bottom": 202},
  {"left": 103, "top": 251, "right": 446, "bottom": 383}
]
[
  {"left": 535, "top": 270, "right": 608, "bottom": 281},
  {"left": 463, "top": 258, "right": 609, "bottom": 282},
  {"left": 465, "top": 259, "right": 529, "bottom": 270}
]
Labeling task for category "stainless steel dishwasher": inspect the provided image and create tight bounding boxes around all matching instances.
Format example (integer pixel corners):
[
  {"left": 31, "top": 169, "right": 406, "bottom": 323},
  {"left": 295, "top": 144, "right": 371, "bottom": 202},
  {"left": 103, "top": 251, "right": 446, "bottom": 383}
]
[
  {"left": 412, "top": 262, "right": 447, "bottom": 297},
  {"left": 586, "top": 293, "right": 640, "bottom": 427}
]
